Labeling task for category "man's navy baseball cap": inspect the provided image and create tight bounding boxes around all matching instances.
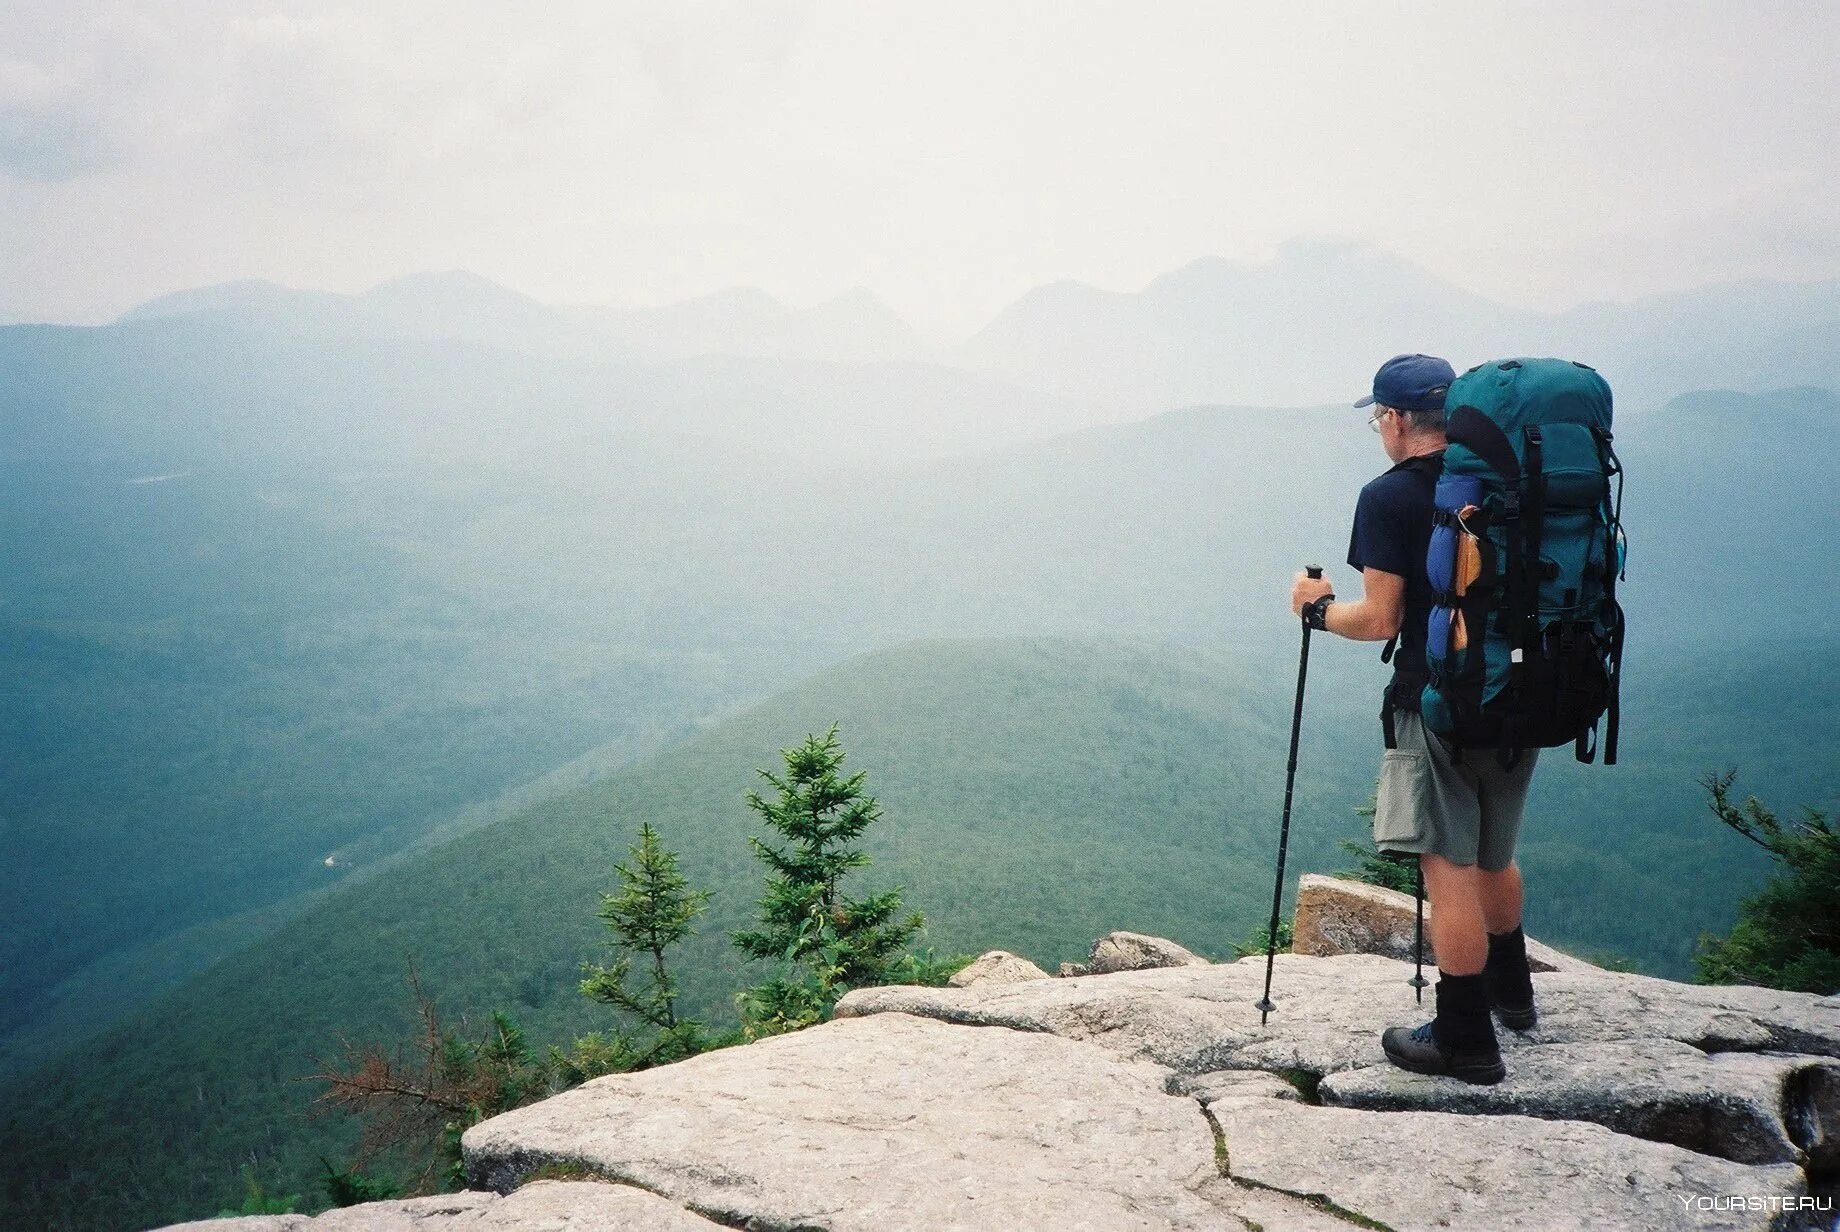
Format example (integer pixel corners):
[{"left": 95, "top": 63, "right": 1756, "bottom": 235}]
[{"left": 1353, "top": 353, "right": 1456, "bottom": 412}]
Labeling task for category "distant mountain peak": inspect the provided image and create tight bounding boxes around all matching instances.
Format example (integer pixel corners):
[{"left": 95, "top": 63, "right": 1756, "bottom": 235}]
[
  {"left": 361, "top": 269, "right": 545, "bottom": 309},
  {"left": 116, "top": 278, "right": 337, "bottom": 323},
  {"left": 817, "top": 285, "right": 894, "bottom": 310},
  {"left": 686, "top": 286, "right": 788, "bottom": 312},
  {"left": 1141, "top": 242, "right": 1453, "bottom": 302},
  {"left": 800, "top": 286, "right": 916, "bottom": 331},
  {"left": 1271, "top": 235, "right": 1392, "bottom": 262}
]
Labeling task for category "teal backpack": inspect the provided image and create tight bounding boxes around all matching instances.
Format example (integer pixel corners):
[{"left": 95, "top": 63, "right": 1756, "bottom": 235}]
[{"left": 1421, "top": 358, "right": 1625, "bottom": 764}]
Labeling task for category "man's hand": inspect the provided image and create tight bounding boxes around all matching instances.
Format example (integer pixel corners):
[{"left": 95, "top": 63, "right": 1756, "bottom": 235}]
[{"left": 1291, "top": 571, "right": 1334, "bottom": 617}]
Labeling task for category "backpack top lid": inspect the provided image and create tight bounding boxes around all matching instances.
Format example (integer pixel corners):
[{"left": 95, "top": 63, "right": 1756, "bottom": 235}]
[
  {"left": 1447, "top": 357, "right": 1613, "bottom": 433},
  {"left": 1444, "top": 358, "right": 1613, "bottom": 483}
]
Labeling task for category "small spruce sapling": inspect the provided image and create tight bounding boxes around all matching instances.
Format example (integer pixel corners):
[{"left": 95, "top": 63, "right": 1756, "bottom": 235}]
[
  {"left": 731, "top": 725, "right": 924, "bottom": 1037},
  {"left": 578, "top": 821, "right": 714, "bottom": 1069}
]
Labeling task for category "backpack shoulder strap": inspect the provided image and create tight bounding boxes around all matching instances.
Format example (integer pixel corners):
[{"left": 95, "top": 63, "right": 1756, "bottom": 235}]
[
  {"left": 1377, "top": 450, "right": 1443, "bottom": 669},
  {"left": 1403, "top": 451, "right": 1445, "bottom": 479}
]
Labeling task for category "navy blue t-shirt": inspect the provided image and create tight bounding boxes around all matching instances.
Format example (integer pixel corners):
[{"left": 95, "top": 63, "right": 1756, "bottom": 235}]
[{"left": 1346, "top": 450, "right": 1444, "bottom": 702}]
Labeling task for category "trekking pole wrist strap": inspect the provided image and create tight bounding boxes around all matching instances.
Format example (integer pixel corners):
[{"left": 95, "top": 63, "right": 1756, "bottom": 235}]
[{"left": 1303, "top": 596, "right": 1335, "bottom": 631}]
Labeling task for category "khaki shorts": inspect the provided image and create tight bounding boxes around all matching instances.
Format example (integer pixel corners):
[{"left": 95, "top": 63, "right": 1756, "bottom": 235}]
[{"left": 1374, "top": 707, "right": 1538, "bottom": 871}]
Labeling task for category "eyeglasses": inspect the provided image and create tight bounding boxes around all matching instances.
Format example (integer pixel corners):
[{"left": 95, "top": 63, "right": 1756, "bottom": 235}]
[{"left": 1366, "top": 408, "right": 1394, "bottom": 433}]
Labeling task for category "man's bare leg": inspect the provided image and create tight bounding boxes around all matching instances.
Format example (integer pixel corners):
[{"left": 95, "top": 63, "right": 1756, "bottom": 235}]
[
  {"left": 1419, "top": 853, "right": 1486, "bottom": 975},
  {"left": 1478, "top": 860, "right": 1524, "bottom": 936}
]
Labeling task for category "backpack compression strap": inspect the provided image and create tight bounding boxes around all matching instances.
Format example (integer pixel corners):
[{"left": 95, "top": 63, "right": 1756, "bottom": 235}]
[
  {"left": 1519, "top": 426, "right": 1545, "bottom": 670},
  {"left": 1589, "top": 428, "right": 1625, "bottom": 768}
]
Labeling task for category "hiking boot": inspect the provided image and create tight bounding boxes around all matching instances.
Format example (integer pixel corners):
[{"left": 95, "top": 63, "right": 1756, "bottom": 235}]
[
  {"left": 1381, "top": 972, "right": 1506, "bottom": 1085},
  {"left": 1485, "top": 925, "right": 1538, "bottom": 1032}
]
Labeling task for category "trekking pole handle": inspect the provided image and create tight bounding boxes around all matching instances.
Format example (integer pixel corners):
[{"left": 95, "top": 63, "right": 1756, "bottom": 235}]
[{"left": 1299, "top": 566, "right": 1333, "bottom": 631}]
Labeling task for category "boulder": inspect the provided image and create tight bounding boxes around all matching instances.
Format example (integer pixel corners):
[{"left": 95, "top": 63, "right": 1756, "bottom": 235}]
[
  {"left": 1087, "top": 930, "right": 1210, "bottom": 974},
  {"left": 149, "top": 1180, "right": 728, "bottom": 1230},
  {"left": 1213, "top": 1099, "right": 1810, "bottom": 1232},
  {"left": 461, "top": 1010, "right": 1330, "bottom": 1230},
  {"left": 1057, "top": 961, "right": 1091, "bottom": 978},
  {"left": 947, "top": 949, "right": 1049, "bottom": 987},
  {"left": 1291, "top": 873, "right": 1591, "bottom": 972}
]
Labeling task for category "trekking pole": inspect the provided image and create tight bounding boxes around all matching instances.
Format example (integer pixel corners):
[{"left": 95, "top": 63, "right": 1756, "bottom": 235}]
[
  {"left": 1411, "top": 859, "right": 1428, "bottom": 1004},
  {"left": 1256, "top": 565, "right": 1328, "bottom": 1025}
]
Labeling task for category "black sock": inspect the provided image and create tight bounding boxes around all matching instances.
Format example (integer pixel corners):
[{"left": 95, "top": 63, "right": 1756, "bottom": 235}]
[
  {"left": 1487, "top": 923, "right": 1527, "bottom": 949},
  {"left": 1432, "top": 972, "right": 1495, "bottom": 1049},
  {"left": 1485, "top": 925, "right": 1534, "bottom": 1005}
]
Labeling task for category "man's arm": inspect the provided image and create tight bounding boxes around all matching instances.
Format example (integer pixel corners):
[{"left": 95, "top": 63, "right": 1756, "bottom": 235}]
[{"left": 1289, "top": 567, "right": 1405, "bottom": 642}]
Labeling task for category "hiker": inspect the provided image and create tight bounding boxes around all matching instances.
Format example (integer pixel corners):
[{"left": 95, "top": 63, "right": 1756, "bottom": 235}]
[{"left": 1287, "top": 353, "right": 1537, "bottom": 1086}]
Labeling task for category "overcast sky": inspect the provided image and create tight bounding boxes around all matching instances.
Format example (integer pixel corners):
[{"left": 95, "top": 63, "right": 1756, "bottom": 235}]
[{"left": 3, "top": 1, "right": 1836, "bottom": 336}]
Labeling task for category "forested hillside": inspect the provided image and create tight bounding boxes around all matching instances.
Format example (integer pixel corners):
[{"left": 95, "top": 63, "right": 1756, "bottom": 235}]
[{"left": 3, "top": 633, "right": 1834, "bottom": 1230}]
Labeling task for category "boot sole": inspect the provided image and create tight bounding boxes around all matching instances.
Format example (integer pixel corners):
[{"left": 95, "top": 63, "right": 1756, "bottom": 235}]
[
  {"left": 1382, "top": 1043, "right": 1507, "bottom": 1085},
  {"left": 1493, "top": 1005, "right": 1538, "bottom": 1032}
]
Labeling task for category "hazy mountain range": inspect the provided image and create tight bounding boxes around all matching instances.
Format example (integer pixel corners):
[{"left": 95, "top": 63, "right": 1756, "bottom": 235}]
[
  {"left": 105, "top": 241, "right": 1840, "bottom": 416},
  {"left": 121, "top": 271, "right": 926, "bottom": 367},
  {"left": 953, "top": 241, "right": 1840, "bottom": 410}
]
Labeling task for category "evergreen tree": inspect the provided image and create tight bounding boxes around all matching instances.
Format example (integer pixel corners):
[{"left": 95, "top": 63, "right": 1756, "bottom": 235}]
[
  {"left": 578, "top": 821, "right": 714, "bottom": 1067},
  {"left": 319, "top": 1158, "right": 400, "bottom": 1208},
  {"left": 1693, "top": 770, "right": 1840, "bottom": 994},
  {"left": 1231, "top": 918, "right": 1293, "bottom": 959},
  {"left": 731, "top": 724, "right": 924, "bottom": 1037},
  {"left": 216, "top": 1164, "right": 299, "bottom": 1217}
]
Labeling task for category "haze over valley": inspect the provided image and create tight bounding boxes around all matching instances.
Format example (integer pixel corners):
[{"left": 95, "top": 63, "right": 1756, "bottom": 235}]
[{"left": 6, "top": 249, "right": 1836, "bottom": 1080}]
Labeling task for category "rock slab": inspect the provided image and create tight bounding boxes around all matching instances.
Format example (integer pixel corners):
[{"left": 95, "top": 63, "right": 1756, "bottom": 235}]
[
  {"left": 166, "top": 940, "right": 1840, "bottom": 1232},
  {"left": 1321, "top": 1039, "right": 1840, "bottom": 1167},
  {"left": 462, "top": 1010, "right": 1264, "bottom": 1230},
  {"left": 150, "top": 1180, "right": 729, "bottom": 1230},
  {"left": 837, "top": 951, "right": 1840, "bottom": 1077},
  {"left": 1215, "top": 1099, "right": 1811, "bottom": 1232}
]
